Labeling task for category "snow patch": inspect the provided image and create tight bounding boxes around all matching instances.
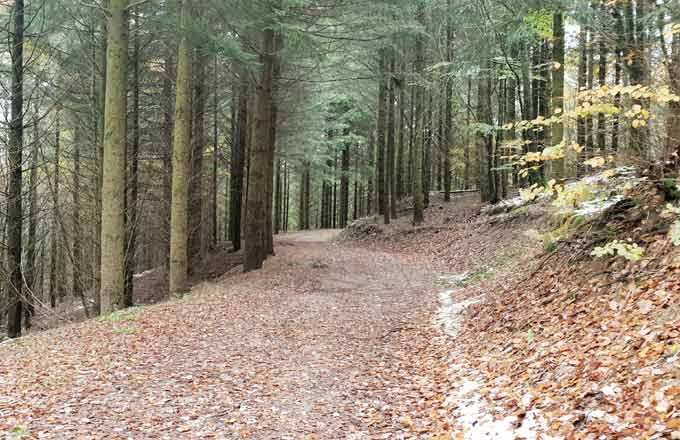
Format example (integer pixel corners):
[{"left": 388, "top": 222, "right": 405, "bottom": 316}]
[
  {"left": 443, "top": 362, "right": 560, "bottom": 440},
  {"left": 134, "top": 268, "right": 157, "bottom": 279},
  {"left": 434, "top": 275, "right": 482, "bottom": 338},
  {"left": 435, "top": 275, "right": 561, "bottom": 440},
  {"left": 573, "top": 195, "right": 624, "bottom": 217}
]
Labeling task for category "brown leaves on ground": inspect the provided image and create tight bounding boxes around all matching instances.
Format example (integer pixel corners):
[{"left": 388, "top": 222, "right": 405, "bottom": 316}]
[
  {"left": 361, "top": 192, "right": 680, "bottom": 439},
  {"left": 0, "top": 230, "right": 454, "bottom": 439}
]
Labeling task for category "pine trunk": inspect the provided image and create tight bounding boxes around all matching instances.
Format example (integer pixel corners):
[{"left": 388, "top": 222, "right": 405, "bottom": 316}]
[
  {"left": 412, "top": 3, "right": 425, "bottom": 226},
  {"left": 189, "top": 49, "right": 208, "bottom": 267},
  {"left": 169, "top": 0, "right": 192, "bottom": 296},
  {"left": 377, "top": 50, "right": 387, "bottom": 219},
  {"left": 551, "top": 10, "right": 566, "bottom": 178},
  {"left": 124, "top": 20, "right": 140, "bottom": 308},
  {"left": 387, "top": 54, "right": 397, "bottom": 220},
  {"left": 229, "top": 66, "right": 248, "bottom": 251},
  {"left": 100, "top": 0, "right": 128, "bottom": 314},
  {"left": 244, "top": 27, "right": 276, "bottom": 272}
]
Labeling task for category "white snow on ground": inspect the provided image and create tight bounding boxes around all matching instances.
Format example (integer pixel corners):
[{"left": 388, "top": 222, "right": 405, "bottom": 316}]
[
  {"left": 134, "top": 268, "right": 157, "bottom": 279},
  {"left": 435, "top": 288, "right": 482, "bottom": 338},
  {"left": 435, "top": 274, "right": 562, "bottom": 440},
  {"left": 573, "top": 195, "right": 624, "bottom": 217}
]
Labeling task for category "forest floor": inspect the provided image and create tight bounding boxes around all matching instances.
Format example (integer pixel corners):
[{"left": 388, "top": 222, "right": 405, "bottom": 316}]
[
  {"left": 0, "top": 223, "right": 459, "bottom": 439},
  {"left": 2, "top": 189, "right": 679, "bottom": 439}
]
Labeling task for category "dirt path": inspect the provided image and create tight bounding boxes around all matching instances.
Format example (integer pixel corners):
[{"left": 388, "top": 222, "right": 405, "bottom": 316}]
[{"left": 0, "top": 230, "right": 451, "bottom": 439}]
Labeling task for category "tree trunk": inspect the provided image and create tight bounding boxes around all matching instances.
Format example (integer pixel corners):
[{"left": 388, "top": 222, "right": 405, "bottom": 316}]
[
  {"left": 25, "top": 116, "right": 38, "bottom": 330},
  {"left": 265, "top": 34, "right": 283, "bottom": 256},
  {"left": 586, "top": 28, "right": 594, "bottom": 156},
  {"left": 169, "top": 0, "right": 192, "bottom": 296},
  {"left": 444, "top": 1, "right": 453, "bottom": 201},
  {"left": 377, "top": 50, "right": 387, "bottom": 219},
  {"left": 189, "top": 48, "right": 208, "bottom": 268},
  {"left": 465, "top": 77, "right": 471, "bottom": 190},
  {"left": 612, "top": 5, "right": 624, "bottom": 153},
  {"left": 597, "top": 3, "right": 608, "bottom": 154},
  {"left": 396, "top": 60, "right": 406, "bottom": 200},
  {"left": 162, "top": 56, "right": 174, "bottom": 269},
  {"left": 478, "top": 60, "right": 497, "bottom": 203},
  {"left": 7, "top": 0, "right": 24, "bottom": 337},
  {"left": 92, "top": 12, "right": 107, "bottom": 316},
  {"left": 339, "top": 133, "right": 351, "bottom": 229},
  {"left": 625, "top": 0, "right": 648, "bottom": 153},
  {"left": 577, "top": 24, "right": 587, "bottom": 176},
  {"left": 551, "top": 9, "right": 566, "bottom": 178},
  {"left": 413, "top": 3, "right": 425, "bottom": 226},
  {"left": 73, "top": 118, "right": 84, "bottom": 315},
  {"left": 244, "top": 27, "right": 276, "bottom": 272},
  {"left": 49, "top": 116, "right": 60, "bottom": 309},
  {"left": 100, "top": 0, "right": 128, "bottom": 314},
  {"left": 124, "top": 17, "right": 140, "bottom": 308},
  {"left": 424, "top": 90, "right": 433, "bottom": 208},
  {"left": 212, "top": 56, "right": 219, "bottom": 247},
  {"left": 230, "top": 66, "right": 248, "bottom": 252},
  {"left": 387, "top": 53, "right": 397, "bottom": 220}
]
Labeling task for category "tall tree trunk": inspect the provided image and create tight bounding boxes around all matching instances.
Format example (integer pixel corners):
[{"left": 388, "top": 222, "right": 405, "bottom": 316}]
[
  {"left": 478, "top": 60, "right": 497, "bottom": 203},
  {"left": 413, "top": 2, "right": 425, "bottom": 226},
  {"left": 25, "top": 116, "right": 38, "bottom": 330},
  {"left": 169, "top": 0, "right": 192, "bottom": 296},
  {"left": 597, "top": 3, "right": 608, "bottom": 154},
  {"left": 265, "top": 34, "right": 283, "bottom": 256},
  {"left": 7, "top": 0, "right": 24, "bottom": 337},
  {"left": 124, "top": 16, "right": 140, "bottom": 308},
  {"left": 387, "top": 53, "right": 397, "bottom": 220},
  {"left": 92, "top": 12, "right": 107, "bottom": 315},
  {"left": 465, "top": 77, "right": 471, "bottom": 189},
  {"left": 49, "top": 116, "right": 61, "bottom": 309},
  {"left": 444, "top": 0, "right": 453, "bottom": 201},
  {"left": 189, "top": 47, "right": 208, "bottom": 267},
  {"left": 396, "top": 65, "right": 406, "bottom": 199},
  {"left": 100, "top": 0, "right": 129, "bottom": 314},
  {"left": 612, "top": 5, "right": 624, "bottom": 153},
  {"left": 229, "top": 67, "right": 248, "bottom": 251},
  {"left": 551, "top": 9, "right": 566, "bottom": 178},
  {"left": 577, "top": 24, "right": 588, "bottom": 176},
  {"left": 339, "top": 133, "right": 351, "bottom": 229},
  {"left": 377, "top": 50, "right": 387, "bottom": 219},
  {"left": 408, "top": 79, "right": 415, "bottom": 193},
  {"left": 244, "top": 26, "right": 276, "bottom": 272},
  {"left": 162, "top": 56, "right": 174, "bottom": 269},
  {"left": 586, "top": 28, "right": 595, "bottom": 156},
  {"left": 73, "top": 118, "right": 84, "bottom": 311},
  {"left": 625, "top": 0, "right": 648, "bottom": 153},
  {"left": 424, "top": 90, "right": 433, "bottom": 208},
  {"left": 666, "top": 7, "right": 680, "bottom": 161},
  {"left": 212, "top": 56, "right": 219, "bottom": 247},
  {"left": 367, "top": 133, "right": 374, "bottom": 215}
]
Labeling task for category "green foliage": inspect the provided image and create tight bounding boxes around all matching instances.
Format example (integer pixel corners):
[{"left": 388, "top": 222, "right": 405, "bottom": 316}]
[
  {"left": 99, "top": 307, "right": 143, "bottom": 323},
  {"left": 454, "top": 267, "right": 490, "bottom": 287},
  {"left": 659, "top": 179, "right": 680, "bottom": 201},
  {"left": 527, "top": 328, "right": 535, "bottom": 344},
  {"left": 552, "top": 183, "right": 596, "bottom": 210},
  {"left": 523, "top": 9, "right": 553, "bottom": 39},
  {"left": 591, "top": 240, "right": 645, "bottom": 262}
]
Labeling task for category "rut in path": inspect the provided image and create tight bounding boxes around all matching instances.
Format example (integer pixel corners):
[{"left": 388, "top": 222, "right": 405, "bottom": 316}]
[{"left": 0, "top": 230, "right": 449, "bottom": 439}]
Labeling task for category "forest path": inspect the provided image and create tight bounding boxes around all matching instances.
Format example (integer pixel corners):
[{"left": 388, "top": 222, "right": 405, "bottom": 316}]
[{"left": 0, "top": 229, "right": 451, "bottom": 439}]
